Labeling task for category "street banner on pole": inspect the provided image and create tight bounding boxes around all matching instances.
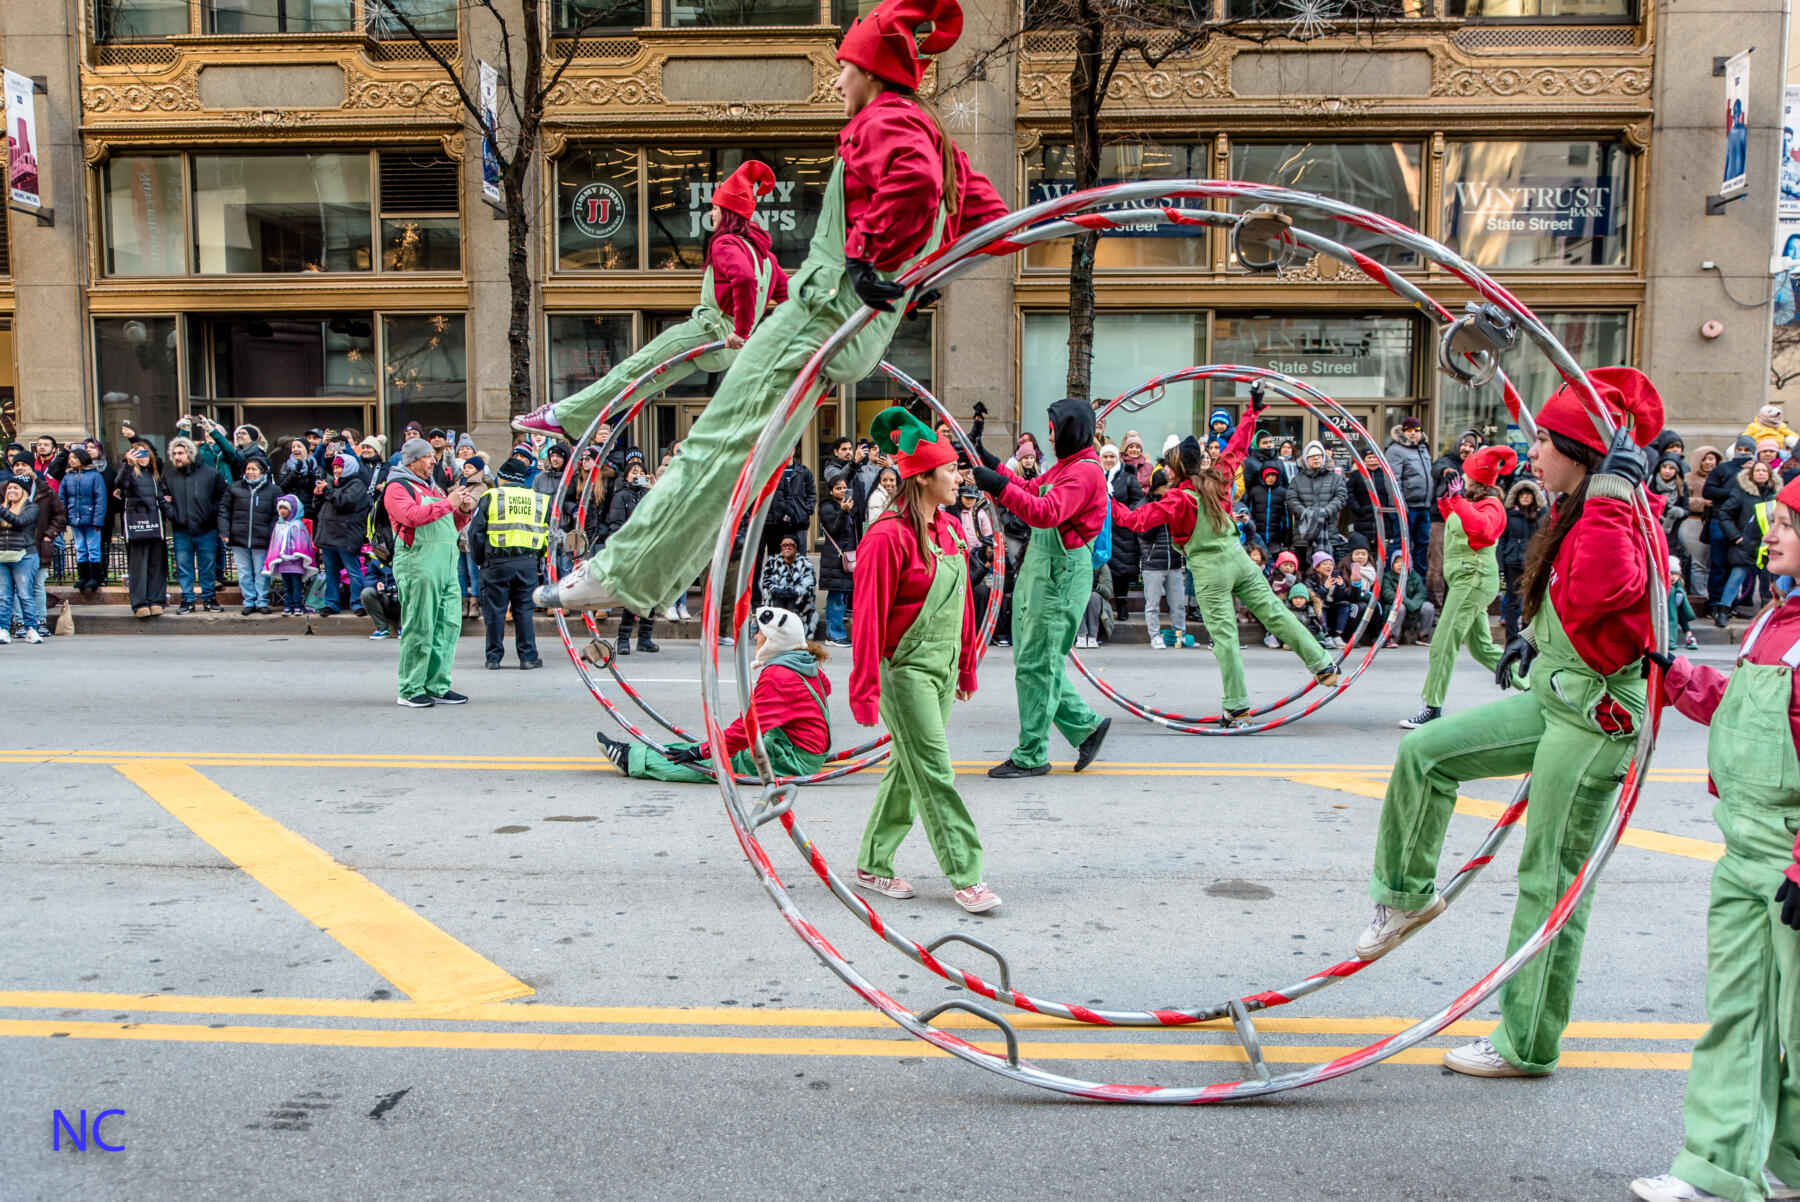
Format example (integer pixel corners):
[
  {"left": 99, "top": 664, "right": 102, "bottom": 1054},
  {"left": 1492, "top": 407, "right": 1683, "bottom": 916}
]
[
  {"left": 1781, "top": 85, "right": 1800, "bottom": 218},
  {"left": 1720, "top": 50, "right": 1751, "bottom": 198},
  {"left": 479, "top": 61, "right": 502, "bottom": 207},
  {"left": 4, "top": 69, "right": 42, "bottom": 212}
]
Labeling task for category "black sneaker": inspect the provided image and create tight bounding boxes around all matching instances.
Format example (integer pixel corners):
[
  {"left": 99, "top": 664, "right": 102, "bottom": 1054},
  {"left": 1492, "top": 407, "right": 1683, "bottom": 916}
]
[
  {"left": 1219, "top": 708, "right": 1252, "bottom": 729},
  {"left": 987, "top": 758, "right": 1049, "bottom": 779},
  {"left": 177, "top": 602, "right": 195, "bottom": 615},
  {"left": 616, "top": 641, "right": 632, "bottom": 655},
  {"left": 432, "top": 690, "right": 469, "bottom": 705},
  {"left": 519, "top": 658, "right": 543, "bottom": 670},
  {"left": 636, "top": 639, "right": 660, "bottom": 653},
  {"left": 398, "top": 694, "right": 435, "bottom": 708},
  {"left": 203, "top": 601, "right": 222, "bottom": 613},
  {"left": 1399, "top": 705, "right": 1441, "bottom": 730},
  {"left": 486, "top": 660, "right": 504, "bottom": 670},
  {"left": 241, "top": 606, "right": 255, "bottom": 616},
  {"left": 594, "top": 732, "right": 631, "bottom": 770},
  {"left": 1073, "top": 718, "right": 1111, "bottom": 773},
  {"left": 256, "top": 605, "right": 273, "bottom": 615}
]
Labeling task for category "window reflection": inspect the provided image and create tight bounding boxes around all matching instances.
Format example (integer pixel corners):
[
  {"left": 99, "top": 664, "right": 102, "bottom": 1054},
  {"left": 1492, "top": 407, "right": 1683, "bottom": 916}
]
[
  {"left": 1023, "top": 142, "right": 1212, "bottom": 269},
  {"left": 1442, "top": 312, "right": 1629, "bottom": 444},
  {"left": 192, "top": 153, "right": 373, "bottom": 274},
  {"left": 1023, "top": 312, "right": 1204, "bottom": 455},
  {"left": 644, "top": 145, "right": 834, "bottom": 271},
  {"left": 1230, "top": 142, "right": 1422, "bottom": 267},
  {"left": 1213, "top": 314, "right": 1417, "bottom": 399},
  {"left": 1443, "top": 141, "right": 1630, "bottom": 269},
  {"left": 104, "top": 155, "right": 188, "bottom": 276},
  {"left": 557, "top": 148, "right": 641, "bottom": 271},
  {"left": 96, "top": 0, "right": 190, "bottom": 40},
  {"left": 383, "top": 314, "right": 468, "bottom": 434},
  {"left": 548, "top": 314, "right": 635, "bottom": 402},
  {"left": 95, "top": 317, "right": 181, "bottom": 458},
  {"left": 207, "top": 0, "right": 352, "bottom": 33}
]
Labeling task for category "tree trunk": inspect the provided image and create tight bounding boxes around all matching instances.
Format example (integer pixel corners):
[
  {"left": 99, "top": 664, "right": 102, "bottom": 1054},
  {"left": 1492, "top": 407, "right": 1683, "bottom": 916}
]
[
  {"left": 504, "top": 180, "right": 534, "bottom": 415},
  {"left": 1063, "top": 0, "right": 1104, "bottom": 401}
]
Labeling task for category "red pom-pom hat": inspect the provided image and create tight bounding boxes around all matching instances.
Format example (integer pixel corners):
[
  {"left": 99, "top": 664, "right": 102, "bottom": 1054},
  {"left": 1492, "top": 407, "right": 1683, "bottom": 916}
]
[
  {"left": 1463, "top": 445, "right": 1518, "bottom": 487},
  {"left": 837, "top": 0, "right": 963, "bottom": 91},
  {"left": 712, "top": 160, "right": 776, "bottom": 218},
  {"left": 1535, "top": 365, "right": 1664, "bottom": 456}
]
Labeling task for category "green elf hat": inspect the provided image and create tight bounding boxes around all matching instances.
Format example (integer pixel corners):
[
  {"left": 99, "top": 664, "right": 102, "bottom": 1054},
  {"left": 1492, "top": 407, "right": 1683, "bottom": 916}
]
[{"left": 870, "top": 405, "right": 957, "bottom": 479}]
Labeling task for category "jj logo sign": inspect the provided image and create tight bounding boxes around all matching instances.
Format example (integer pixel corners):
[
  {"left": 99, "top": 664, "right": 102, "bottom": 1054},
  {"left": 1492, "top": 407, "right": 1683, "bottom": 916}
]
[{"left": 572, "top": 182, "right": 626, "bottom": 240}]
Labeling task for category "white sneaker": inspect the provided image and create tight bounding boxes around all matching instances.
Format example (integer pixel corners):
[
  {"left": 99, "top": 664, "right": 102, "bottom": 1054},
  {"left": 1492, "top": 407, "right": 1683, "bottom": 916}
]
[
  {"left": 1443, "top": 1035, "right": 1547, "bottom": 1078},
  {"left": 22, "top": 627, "right": 41, "bottom": 644},
  {"left": 0, "top": 628, "right": 10, "bottom": 644},
  {"left": 1767, "top": 1169, "right": 1800, "bottom": 1200},
  {"left": 1630, "top": 1174, "right": 1723, "bottom": 1201},
  {"left": 1263, "top": 633, "right": 1279, "bottom": 648},
  {"left": 1150, "top": 638, "right": 1165, "bottom": 650},
  {"left": 532, "top": 559, "right": 617, "bottom": 611},
  {"left": 1354, "top": 896, "right": 1446, "bottom": 960},
  {"left": 677, "top": 602, "right": 692, "bottom": 621},
  {"left": 954, "top": 882, "right": 1002, "bottom": 913},
  {"left": 662, "top": 606, "right": 680, "bottom": 622}
]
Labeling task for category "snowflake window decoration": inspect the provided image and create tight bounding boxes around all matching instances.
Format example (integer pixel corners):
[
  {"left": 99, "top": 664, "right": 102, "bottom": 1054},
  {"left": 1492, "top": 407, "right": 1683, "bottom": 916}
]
[{"left": 1284, "top": 0, "right": 1339, "bottom": 40}]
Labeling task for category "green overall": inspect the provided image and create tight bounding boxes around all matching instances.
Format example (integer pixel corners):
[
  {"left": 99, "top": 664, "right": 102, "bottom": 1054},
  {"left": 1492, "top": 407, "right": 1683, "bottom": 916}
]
[
  {"left": 1669, "top": 611, "right": 1800, "bottom": 1202},
  {"left": 857, "top": 522, "right": 984, "bottom": 889},
  {"left": 549, "top": 243, "right": 776, "bottom": 439},
  {"left": 1422, "top": 509, "right": 1504, "bottom": 709},
  {"left": 587, "top": 158, "right": 947, "bottom": 616},
  {"left": 392, "top": 492, "right": 463, "bottom": 699},
  {"left": 627, "top": 656, "right": 830, "bottom": 783},
  {"left": 1186, "top": 496, "right": 1333, "bottom": 713},
  {"left": 1370, "top": 594, "right": 1645, "bottom": 1072},
  {"left": 1008, "top": 466, "right": 1107, "bottom": 769}
]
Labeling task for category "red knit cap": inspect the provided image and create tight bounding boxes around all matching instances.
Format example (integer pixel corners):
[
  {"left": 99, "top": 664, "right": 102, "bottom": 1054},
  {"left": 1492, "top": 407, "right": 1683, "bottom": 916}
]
[
  {"left": 1535, "top": 366, "right": 1663, "bottom": 455},
  {"left": 837, "top": 0, "right": 962, "bottom": 90},
  {"left": 1463, "top": 445, "right": 1517, "bottom": 487},
  {"left": 712, "top": 160, "right": 775, "bottom": 218}
]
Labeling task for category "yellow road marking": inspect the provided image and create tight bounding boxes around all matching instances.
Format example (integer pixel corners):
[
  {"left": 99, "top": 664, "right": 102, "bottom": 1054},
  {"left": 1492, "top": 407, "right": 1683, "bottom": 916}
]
[
  {"left": 1290, "top": 772, "right": 1724, "bottom": 863},
  {"left": 0, "top": 1018, "right": 1691, "bottom": 1069},
  {"left": 0, "top": 991, "right": 1706, "bottom": 1040},
  {"left": 114, "top": 761, "right": 532, "bottom": 1006}
]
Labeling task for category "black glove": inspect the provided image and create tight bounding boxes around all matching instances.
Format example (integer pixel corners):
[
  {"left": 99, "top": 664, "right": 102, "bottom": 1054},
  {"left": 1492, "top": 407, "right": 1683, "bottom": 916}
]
[
  {"left": 972, "top": 464, "right": 1007, "bottom": 497},
  {"left": 904, "top": 288, "right": 941, "bottom": 321},
  {"left": 1779, "top": 879, "right": 1800, "bottom": 932},
  {"left": 971, "top": 401, "right": 989, "bottom": 419},
  {"left": 668, "top": 745, "right": 706, "bottom": 766},
  {"left": 1646, "top": 649, "right": 1674, "bottom": 671},
  {"left": 1596, "top": 427, "right": 1647, "bottom": 489},
  {"left": 1247, "top": 381, "right": 1269, "bottom": 420},
  {"left": 844, "top": 259, "right": 906, "bottom": 313},
  {"left": 1495, "top": 635, "right": 1537, "bottom": 689}
]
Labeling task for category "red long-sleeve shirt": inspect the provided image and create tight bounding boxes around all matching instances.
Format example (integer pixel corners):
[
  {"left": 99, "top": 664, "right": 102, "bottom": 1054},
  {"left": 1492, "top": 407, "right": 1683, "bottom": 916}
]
[
  {"left": 382, "top": 472, "right": 471, "bottom": 548},
  {"left": 1543, "top": 485, "right": 1667, "bottom": 676},
  {"left": 1664, "top": 599, "right": 1800, "bottom": 886},
  {"left": 1114, "top": 480, "right": 1199, "bottom": 542},
  {"left": 1439, "top": 495, "right": 1505, "bottom": 550},
  {"left": 705, "top": 663, "right": 831, "bottom": 758},
  {"left": 839, "top": 92, "right": 1011, "bottom": 270},
  {"left": 993, "top": 447, "right": 1107, "bottom": 549},
  {"left": 849, "top": 509, "right": 980, "bottom": 724},
  {"left": 708, "top": 226, "right": 790, "bottom": 337}
]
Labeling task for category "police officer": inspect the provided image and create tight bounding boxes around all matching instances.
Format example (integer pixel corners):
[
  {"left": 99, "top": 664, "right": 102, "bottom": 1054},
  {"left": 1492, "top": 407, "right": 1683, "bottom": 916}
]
[{"left": 470, "top": 452, "right": 548, "bottom": 670}]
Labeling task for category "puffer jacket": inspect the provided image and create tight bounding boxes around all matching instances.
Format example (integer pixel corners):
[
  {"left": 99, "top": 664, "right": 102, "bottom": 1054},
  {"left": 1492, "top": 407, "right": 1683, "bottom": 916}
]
[
  {"left": 1718, "top": 465, "right": 1779, "bottom": 568},
  {"left": 61, "top": 466, "right": 108, "bottom": 527},
  {"left": 164, "top": 461, "right": 226, "bottom": 536},
  {"left": 1286, "top": 461, "right": 1347, "bottom": 542},
  {"left": 1346, "top": 466, "right": 1393, "bottom": 545},
  {"left": 1138, "top": 519, "right": 1182, "bottom": 573},
  {"left": 316, "top": 470, "right": 371, "bottom": 552},
  {"left": 1499, "top": 479, "right": 1548, "bottom": 578},
  {"left": 217, "top": 473, "right": 280, "bottom": 550},
  {"left": 1245, "top": 466, "right": 1291, "bottom": 549},
  {"left": 1384, "top": 429, "right": 1433, "bottom": 508},
  {"left": 1106, "top": 465, "right": 1145, "bottom": 572},
  {"left": 0, "top": 494, "right": 39, "bottom": 556}
]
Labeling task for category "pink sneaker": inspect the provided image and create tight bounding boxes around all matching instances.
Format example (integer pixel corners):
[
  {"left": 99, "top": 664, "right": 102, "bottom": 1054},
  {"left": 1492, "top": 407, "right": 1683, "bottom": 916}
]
[
  {"left": 854, "top": 870, "right": 915, "bottom": 899},
  {"left": 954, "top": 883, "right": 1002, "bottom": 913},
  {"left": 511, "top": 403, "right": 569, "bottom": 440}
]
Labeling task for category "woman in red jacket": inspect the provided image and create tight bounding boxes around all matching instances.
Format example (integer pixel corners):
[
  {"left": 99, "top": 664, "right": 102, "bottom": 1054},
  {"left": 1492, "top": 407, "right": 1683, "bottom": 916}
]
[
  {"left": 538, "top": 0, "right": 1010, "bottom": 622},
  {"left": 850, "top": 406, "right": 997, "bottom": 914},
  {"left": 1354, "top": 366, "right": 1667, "bottom": 1081}
]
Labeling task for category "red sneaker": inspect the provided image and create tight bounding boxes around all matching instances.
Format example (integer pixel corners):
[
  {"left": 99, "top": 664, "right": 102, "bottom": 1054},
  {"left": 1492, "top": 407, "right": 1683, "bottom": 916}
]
[{"left": 511, "top": 404, "right": 569, "bottom": 440}]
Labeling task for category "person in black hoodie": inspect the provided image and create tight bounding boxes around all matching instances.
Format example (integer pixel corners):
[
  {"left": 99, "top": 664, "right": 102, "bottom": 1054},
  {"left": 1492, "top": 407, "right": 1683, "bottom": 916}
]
[
  {"left": 313, "top": 451, "right": 371, "bottom": 617},
  {"left": 1246, "top": 461, "right": 1291, "bottom": 551},
  {"left": 763, "top": 449, "right": 817, "bottom": 557},
  {"left": 163, "top": 437, "right": 227, "bottom": 614},
  {"left": 1714, "top": 456, "right": 1780, "bottom": 624},
  {"left": 1347, "top": 446, "right": 1396, "bottom": 550},
  {"left": 1647, "top": 451, "right": 1693, "bottom": 588},
  {"left": 217, "top": 454, "right": 280, "bottom": 614},
  {"left": 1703, "top": 434, "right": 1758, "bottom": 603},
  {"left": 1497, "top": 477, "right": 1548, "bottom": 641}
]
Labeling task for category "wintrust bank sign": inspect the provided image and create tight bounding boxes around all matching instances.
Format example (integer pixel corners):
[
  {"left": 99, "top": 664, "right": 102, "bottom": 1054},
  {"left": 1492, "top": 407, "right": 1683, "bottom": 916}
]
[{"left": 1446, "top": 180, "right": 1614, "bottom": 237}]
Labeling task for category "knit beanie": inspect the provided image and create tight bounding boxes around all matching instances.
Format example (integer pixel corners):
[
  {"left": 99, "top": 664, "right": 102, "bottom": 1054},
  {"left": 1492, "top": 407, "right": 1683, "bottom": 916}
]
[{"left": 400, "top": 438, "right": 434, "bottom": 465}]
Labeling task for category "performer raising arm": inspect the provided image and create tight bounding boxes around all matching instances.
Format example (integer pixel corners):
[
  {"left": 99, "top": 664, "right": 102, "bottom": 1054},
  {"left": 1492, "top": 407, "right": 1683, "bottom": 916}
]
[{"left": 538, "top": 0, "right": 1010, "bottom": 618}]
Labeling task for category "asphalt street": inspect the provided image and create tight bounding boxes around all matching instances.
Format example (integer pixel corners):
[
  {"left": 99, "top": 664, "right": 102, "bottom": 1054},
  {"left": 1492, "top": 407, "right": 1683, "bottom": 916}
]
[{"left": 0, "top": 629, "right": 1730, "bottom": 1201}]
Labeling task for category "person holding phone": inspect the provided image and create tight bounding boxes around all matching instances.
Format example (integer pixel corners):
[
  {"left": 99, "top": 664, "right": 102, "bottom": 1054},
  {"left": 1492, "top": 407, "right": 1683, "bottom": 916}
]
[
  {"left": 385, "top": 439, "right": 477, "bottom": 708},
  {"left": 114, "top": 439, "right": 172, "bottom": 617}
]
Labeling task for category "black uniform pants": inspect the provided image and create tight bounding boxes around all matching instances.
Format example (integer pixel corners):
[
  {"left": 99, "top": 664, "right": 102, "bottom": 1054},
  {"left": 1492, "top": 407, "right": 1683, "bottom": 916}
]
[{"left": 480, "top": 554, "right": 539, "bottom": 665}]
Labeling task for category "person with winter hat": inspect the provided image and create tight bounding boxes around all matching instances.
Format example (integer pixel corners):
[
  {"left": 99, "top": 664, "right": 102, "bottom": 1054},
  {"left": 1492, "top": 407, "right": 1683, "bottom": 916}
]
[
  {"left": 1112, "top": 391, "right": 1339, "bottom": 725},
  {"left": 598, "top": 606, "right": 834, "bottom": 782},
  {"left": 386, "top": 438, "right": 477, "bottom": 707},
  {"left": 1400, "top": 444, "right": 1514, "bottom": 729},
  {"left": 264, "top": 493, "right": 317, "bottom": 615},
  {"left": 536, "top": 0, "right": 1008, "bottom": 619},
  {"left": 1625, "top": 473, "right": 1800, "bottom": 1202},
  {"left": 852, "top": 406, "right": 997, "bottom": 913},
  {"left": 1742, "top": 403, "right": 1798, "bottom": 448},
  {"left": 514, "top": 159, "right": 791, "bottom": 443},
  {"left": 970, "top": 397, "right": 1112, "bottom": 776},
  {"left": 1356, "top": 365, "right": 1668, "bottom": 1080},
  {"left": 1286, "top": 438, "right": 1347, "bottom": 567},
  {"left": 60, "top": 447, "right": 109, "bottom": 597},
  {"left": 217, "top": 453, "right": 279, "bottom": 614}
]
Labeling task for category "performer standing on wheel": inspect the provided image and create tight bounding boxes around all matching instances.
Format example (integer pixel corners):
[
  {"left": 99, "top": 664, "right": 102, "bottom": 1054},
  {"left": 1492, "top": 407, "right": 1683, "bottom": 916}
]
[
  {"left": 1401, "top": 445, "right": 1515, "bottom": 729},
  {"left": 1109, "top": 387, "right": 1338, "bottom": 728},
  {"left": 513, "top": 160, "right": 789, "bottom": 443},
  {"left": 1354, "top": 366, "right": 1666, "bottom": 1079},
  {"left": 970, "top": 397, "right": 1112, "bottom": 777},
  {"left": 536, "top": 0, "right": 1009, "bottom": 617},
  {"left": 595, "top": 607, "right": 833, "bottom": 783},
  {"left": 1629, "top": 476, "right": 1800, "bottom": 1202},
  {"left": 851, "top": 407, "right": 998, "bottom": 914}
]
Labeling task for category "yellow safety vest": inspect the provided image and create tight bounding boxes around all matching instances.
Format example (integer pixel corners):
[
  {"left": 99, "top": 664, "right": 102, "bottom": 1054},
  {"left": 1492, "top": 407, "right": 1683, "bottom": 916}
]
[
  {"left": 485, "top": 485, "right": 549, "bottom": 552},
  {"left": 1756, "top": 497, "right": 1776, "bottom": 568}
]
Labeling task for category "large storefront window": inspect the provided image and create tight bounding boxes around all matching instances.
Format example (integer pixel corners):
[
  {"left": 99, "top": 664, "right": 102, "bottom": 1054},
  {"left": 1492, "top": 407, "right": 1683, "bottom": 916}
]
[
  {"left": 1229, "top": 143, "right": 1423, "bottom": 267},
  {"left": 644, "top": 145, "right": 833, "bottom": 270},
  {"left": 548, "top": 314, "right": 634, "bottom": 404},
  {"left": 383, "top": 314, "right": 467, "bottom": 435},
  {"left": 851, "top": 316, "right": 932, "bottom": 437},
  {"left": 1447, "top": 0, "right": 1634, "bottom": 16},
  {"left": 1022, "top": 142, "right": 1211, "bottom": 270},
  {"left": 1212, "top": 313, "right": 1416, "bottom": 400},
  {"left": 95, "top": 317, "right": 181, "bottom": 457},
  {"left": 666, "top": 0, "right": 819, "bottom": 24},
  {"left": 192, "top": 153, "right": 373, "bottom": 273},
  {"left": 552, "top": 0, "right": 648, "bottom": 31},
  {"left": 207, "top": 0, "right": 352, "bottom": 33},
  {"left": 1022, "top": 312, "right": 1204, "bottom": 455},
  {"left": 96, "top": 0, "right": 190, "bottom": 39},
  {"left": 204, "top": 316, "right": 376, "bottom": 400},
  {"left": 103, "top": 155, "right": 188, "bottom": 276},
  {"left": 1443, "top": 141, "right": 1630, "bottom": 269},
  {"left": 366, "top": 0, "right": 458, "bottom": 36},
  {"left": 557, "top": 147, "right": 641, "bottom": 271},
  {"left": 1440, "top": 311, "right": 1630, "bottom": 446}
]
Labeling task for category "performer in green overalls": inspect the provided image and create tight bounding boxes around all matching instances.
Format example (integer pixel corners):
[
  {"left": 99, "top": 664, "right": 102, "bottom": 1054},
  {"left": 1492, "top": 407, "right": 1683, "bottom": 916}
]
[
  {"left": 1354, "top": 365, "right": 1666, "bottom": 1078},
  {"left": 851, "top": 406, "right": 998, "bottom": 914},
  {"left": 1629, "top": 476, "right": 1800, "bottom": 1202},
  {"left": 595, "top": 606, "right": 833, "bottom": 783},
  {"left": 535, "top": 0, "right": 1011, "bottom": 618},
  {"left": 384, "top": 438, "right": 477, "bottom": 708},
  {"left": 1111, "top": 396, "right": 1339, "bottom": 728},
  {"left": 1402, "top": 444, "right": 1515, "bottom": 729},
  {"left": 514, "top": 160, "right": 786, "bottom": 444},
  {"left": 971, "top": 397, "right": 1111, "bottom": 776}
]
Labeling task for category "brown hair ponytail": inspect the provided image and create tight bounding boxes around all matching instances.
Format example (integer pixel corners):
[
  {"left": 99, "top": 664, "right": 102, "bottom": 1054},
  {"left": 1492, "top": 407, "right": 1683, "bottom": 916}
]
[{"left": 1517, "top": 432, "right": 1603, "bottom": 623}]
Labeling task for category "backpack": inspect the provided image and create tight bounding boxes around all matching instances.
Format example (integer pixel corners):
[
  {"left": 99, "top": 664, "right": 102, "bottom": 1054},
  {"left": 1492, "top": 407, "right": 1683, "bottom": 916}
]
[
  {"left": 365, "top": 476, "right": 422, "bottom": 565},
  {"left": 1089, "top": 464, "right": 1113, "bottom": 569}
]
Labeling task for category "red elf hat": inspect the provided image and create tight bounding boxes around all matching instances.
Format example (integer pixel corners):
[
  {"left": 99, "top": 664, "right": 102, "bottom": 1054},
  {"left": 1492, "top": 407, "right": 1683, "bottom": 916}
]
[
  {"left": 713, "top": 160, "right": 775, "bottom": 218},
  {"left": 1463, "top": 445, "right": 1517, "bottom": 487},
  {"left": 837, "top": 0, "right": 963, "bottom": 91},
  {"left": 1535, "top": 366, "right": 1663, "bottom": 456},
  {"left": 1778, "top": 474, "right": 1800, "bottom": 513},
  {"left": 870, "top": 405, "right": 956, "bottom": 479}
]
